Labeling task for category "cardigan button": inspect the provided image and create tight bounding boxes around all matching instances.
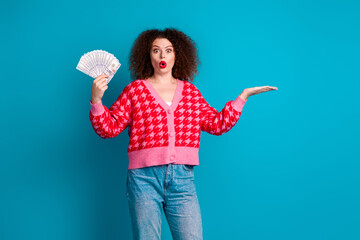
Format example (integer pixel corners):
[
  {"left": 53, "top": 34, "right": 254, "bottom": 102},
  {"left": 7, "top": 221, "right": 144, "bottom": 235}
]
[
  {"left": 170, "top": 155, "right": 175, "bottom": 160},
  {"left": 169, "top": 132, "right": 174, "bottom": 137},
  {"left": 167, "top": 109, "right": 172, "bottom": 114}
]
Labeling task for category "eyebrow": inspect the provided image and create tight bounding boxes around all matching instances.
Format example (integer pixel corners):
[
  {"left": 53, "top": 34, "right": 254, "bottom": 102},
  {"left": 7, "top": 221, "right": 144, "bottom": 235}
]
[{"left": 152, "top": 45, "right": 173, "bottom": 48}]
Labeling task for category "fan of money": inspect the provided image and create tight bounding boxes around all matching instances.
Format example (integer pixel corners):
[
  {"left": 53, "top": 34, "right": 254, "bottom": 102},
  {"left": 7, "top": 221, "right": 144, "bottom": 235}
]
[{"left": 76, "top": 50, "right": 121, "bottom": 84}]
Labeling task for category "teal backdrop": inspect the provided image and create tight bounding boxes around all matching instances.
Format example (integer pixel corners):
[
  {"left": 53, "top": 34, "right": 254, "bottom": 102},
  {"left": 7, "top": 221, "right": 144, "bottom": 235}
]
[{"left": 1, "top": 0, "right": 359, "bottom": 239}]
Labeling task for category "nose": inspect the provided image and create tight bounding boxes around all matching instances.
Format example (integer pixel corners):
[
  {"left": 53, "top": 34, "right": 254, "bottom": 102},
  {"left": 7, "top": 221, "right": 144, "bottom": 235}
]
[{"left": 160, "top": 51, "right": 165, "bottom": 59}]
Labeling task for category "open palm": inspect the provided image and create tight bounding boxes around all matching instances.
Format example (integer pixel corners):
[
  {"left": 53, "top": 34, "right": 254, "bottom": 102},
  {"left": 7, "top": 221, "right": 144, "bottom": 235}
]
[{"left": 244, "top": 86, "right": 278, "bottom": 98}]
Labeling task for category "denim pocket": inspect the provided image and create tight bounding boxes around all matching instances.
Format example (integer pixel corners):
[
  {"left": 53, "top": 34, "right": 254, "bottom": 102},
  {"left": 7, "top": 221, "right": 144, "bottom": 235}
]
[{"left": 182, "top": 164, "right": 194, "bottom": 171}]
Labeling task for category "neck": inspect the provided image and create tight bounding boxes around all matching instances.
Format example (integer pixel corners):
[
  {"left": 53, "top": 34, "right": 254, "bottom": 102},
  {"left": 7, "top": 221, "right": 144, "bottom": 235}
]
[{"left": 149, "top": 71, "right": 177, "bottom": 84}]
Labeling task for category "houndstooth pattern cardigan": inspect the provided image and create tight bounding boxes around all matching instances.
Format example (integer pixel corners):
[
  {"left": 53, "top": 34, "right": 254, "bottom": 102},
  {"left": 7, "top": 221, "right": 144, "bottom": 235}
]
[{"left": 89, "top": 79, "right": 247, "bottom": 169}]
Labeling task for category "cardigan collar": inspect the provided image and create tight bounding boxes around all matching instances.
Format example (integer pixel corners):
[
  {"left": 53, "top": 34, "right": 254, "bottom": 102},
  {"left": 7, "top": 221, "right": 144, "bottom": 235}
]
[{"left": 142, "top": 78, "right": 184, "bottom": 112}]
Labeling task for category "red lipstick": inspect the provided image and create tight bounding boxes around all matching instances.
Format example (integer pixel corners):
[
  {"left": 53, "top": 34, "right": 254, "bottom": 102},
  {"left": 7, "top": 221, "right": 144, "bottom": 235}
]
[{"left": 159, "top": 61, "right": 167, "bottom": 68}]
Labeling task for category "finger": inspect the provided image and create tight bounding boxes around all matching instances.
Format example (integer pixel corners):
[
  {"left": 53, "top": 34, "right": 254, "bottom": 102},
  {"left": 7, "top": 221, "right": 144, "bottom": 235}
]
[
  {"left": 94, "top": 77, "right": 105, "bottom": 84},
  {"left": 94, "top": 75, "right": 109, "bottom": 83},
  {"left": 263, "top": 86, "right": 277, "bottom": 91},
  {"left": 256, "top": 87, "right": 271, "bottom": 93},
  {"left": 94, "top": 75, "right": 105, "bottom": 81},
  {"left": 95, "top": 80, "right": 107, "bottom": 89},
  {"left": 96, "top": 75, "right": 109, "bottom": 83},
  {"left": 266, "top": 86, "right": 278, "bottom": 89},
  {"left": 100, "top": 85, "right": 108, "bottom": 92},
  {"left": 98, "top": 79, "right": 108, "bottom": 88},
  {"left": 258, "top": 86, "right": 270, "bottom": 90}
]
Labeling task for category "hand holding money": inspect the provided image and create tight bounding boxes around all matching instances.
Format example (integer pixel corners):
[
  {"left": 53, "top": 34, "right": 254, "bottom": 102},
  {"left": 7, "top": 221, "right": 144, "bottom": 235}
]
[{"left": 91, "top": 74, "right": 109, "bottom": 104}]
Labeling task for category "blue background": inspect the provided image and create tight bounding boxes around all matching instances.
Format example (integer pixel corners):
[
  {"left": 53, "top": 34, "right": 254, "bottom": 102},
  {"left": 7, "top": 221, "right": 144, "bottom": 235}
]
[{"left": 1, "top": 0, "right": 359, "bottom": 239}]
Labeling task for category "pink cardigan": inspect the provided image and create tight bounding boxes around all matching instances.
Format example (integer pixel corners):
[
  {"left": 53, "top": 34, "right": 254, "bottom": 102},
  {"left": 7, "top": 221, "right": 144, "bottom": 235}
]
[{"left": 90, "top": 79, "right": 246, "bottom": 169}]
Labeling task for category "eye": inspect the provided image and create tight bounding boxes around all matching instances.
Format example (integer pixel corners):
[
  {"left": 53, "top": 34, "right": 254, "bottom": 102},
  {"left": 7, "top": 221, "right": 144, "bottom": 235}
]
[
  {"left": 153, "top": 49, "right": 159, "bottom": 53},
  {"left": 167, "top": 49, "right": 172, "bottom": 53}
]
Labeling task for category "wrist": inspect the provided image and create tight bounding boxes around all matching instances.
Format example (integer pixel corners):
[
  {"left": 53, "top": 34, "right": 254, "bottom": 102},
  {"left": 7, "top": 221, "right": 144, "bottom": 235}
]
[
  {"left": 239, "top": 92, "right": 248, "bottom": 101},
  {"left": 91, "top": 98, "right": 101, "bottom": 104}
]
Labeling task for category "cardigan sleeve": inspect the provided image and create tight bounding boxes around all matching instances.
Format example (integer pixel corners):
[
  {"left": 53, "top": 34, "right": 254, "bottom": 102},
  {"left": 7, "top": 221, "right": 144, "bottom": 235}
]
[
  {"left": 89, "top": 84, "right": 132, "bottom": 139},
  {"left": 198, "top": 88, "right": 247, "bottom": 136}
]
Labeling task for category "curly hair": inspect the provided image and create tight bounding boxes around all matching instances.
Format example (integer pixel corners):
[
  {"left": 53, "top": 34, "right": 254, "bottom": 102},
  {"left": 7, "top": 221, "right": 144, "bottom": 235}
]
[{"left": 128, "top": 28, "right": 200, "bottom": 82}]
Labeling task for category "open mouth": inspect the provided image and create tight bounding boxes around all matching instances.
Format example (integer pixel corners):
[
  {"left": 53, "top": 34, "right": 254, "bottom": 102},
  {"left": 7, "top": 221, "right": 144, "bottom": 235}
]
[{"left": 159, "top": 61, "right": 167, "bottom": 68}]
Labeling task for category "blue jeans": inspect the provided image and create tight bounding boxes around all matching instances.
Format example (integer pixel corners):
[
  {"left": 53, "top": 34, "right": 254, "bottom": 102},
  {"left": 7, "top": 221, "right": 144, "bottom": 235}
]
[{"left": 126, "top": 163, "right": 203, "bottom": 240}]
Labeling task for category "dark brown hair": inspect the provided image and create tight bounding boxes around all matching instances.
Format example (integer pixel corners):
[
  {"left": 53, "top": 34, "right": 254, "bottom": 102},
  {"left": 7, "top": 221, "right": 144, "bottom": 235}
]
[{"left": 128, "top": 28, "right": 200, "bottom": 82}]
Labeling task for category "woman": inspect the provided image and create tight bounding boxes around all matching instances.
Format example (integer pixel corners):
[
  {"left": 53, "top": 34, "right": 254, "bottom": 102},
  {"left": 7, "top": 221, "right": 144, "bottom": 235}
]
[{"left": 89, "top": 28, "right": 277, "bottom": 240}]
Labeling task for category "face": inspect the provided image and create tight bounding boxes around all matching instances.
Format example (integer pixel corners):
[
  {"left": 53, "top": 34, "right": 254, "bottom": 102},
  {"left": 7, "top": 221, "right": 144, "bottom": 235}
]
[{"left": 150, "top": 38, "right": 175, "bottom": 74}]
